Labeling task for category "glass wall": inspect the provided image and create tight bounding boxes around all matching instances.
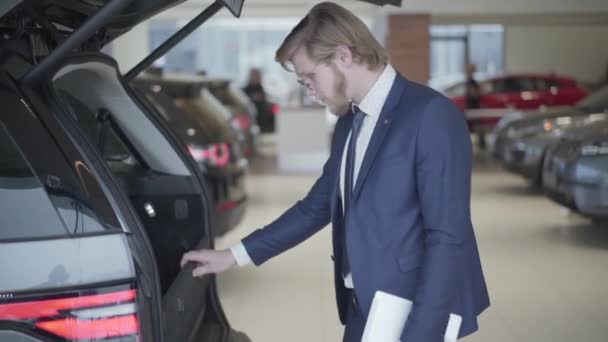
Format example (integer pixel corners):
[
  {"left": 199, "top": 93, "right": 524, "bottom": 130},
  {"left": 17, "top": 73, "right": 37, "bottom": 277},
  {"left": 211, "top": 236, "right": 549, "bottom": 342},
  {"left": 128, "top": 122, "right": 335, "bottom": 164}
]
[{"left": 430, "top": 24, "right": 504, "bottom": 90}]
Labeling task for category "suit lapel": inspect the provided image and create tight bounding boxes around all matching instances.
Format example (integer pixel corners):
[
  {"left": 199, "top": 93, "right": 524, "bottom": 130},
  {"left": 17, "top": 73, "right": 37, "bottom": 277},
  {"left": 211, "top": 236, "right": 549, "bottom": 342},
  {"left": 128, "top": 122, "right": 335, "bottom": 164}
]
[{"left": 352, "top": 75, "right": 407, "bottom": 201}]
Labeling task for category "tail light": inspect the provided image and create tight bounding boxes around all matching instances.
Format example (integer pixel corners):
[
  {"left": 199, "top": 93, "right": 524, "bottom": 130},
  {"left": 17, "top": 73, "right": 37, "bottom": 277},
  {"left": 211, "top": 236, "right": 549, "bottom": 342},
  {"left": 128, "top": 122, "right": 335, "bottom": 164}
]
[
  {"left": 217, "top": 200, "right": 238, "bottom": 212},
  {"left": 270, "top": 104, "right": 280, "bottom": 115},
  {"left": 231, "top": 114, "right": 251, "bottom": 132},
  {"left": 188, "top": 143, "right": 230, "bottom": 167},
  {"left": 0, "top": 287, "right": 139, "bottom": 341}
]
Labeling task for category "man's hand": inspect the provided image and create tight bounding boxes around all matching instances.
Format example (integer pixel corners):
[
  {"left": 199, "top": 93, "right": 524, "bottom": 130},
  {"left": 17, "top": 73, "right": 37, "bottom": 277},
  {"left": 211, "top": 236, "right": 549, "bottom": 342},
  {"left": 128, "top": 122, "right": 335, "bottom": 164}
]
[{"left": 180, "top": 249, "right": 237, "bottom": 277}]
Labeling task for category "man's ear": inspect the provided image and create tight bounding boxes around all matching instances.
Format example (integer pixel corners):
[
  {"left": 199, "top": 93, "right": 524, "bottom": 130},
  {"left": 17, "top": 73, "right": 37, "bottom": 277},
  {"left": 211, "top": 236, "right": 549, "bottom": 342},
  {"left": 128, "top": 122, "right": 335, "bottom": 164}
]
[{"left": 334, "top": 45, "right": 353, "bottom": 68}]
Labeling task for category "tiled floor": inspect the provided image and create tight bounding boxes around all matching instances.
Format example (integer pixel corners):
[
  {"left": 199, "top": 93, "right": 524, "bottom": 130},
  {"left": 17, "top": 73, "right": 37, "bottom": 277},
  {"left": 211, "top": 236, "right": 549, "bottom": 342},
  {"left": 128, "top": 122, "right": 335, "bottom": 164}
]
[{"left": 215, "top": 142, "right": 608, "bottom": 342}]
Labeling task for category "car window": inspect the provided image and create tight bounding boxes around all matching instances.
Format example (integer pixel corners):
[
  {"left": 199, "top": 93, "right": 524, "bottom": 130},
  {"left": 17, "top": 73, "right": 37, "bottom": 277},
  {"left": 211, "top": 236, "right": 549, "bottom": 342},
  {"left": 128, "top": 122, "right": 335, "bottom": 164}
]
[
  {"left": 142, "top": 89, "right": 231, "bottom": 143},
  {"left": 492, "top": 79, "right": 509, "bottom": 93},
  {"left": 534, "top": 78, "right": 550, "bottom": 91},
  {"left": 479, "top": 81, "right": 493, "bottom": 94},
  {"left": 493, "top": 78, "right": 524, "bottom": 93},
  {"left": 174, "top": 92, "right": 234, "bottom": 138},
  {"left": 517, "top": 78, "right": 537, "bottom": 91},
  {"left": 58, "top": 91, "right": 141, "bottom": 173},
  {"left": 0, "top": 123, "right": 112, "bottom": 240}
]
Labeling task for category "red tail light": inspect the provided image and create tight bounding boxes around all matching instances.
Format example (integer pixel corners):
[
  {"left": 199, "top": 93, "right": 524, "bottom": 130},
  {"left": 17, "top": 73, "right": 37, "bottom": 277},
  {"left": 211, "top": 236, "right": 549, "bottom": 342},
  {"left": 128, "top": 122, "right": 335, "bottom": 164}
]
[
  {"left": 231, "top": 114, "right": 251, "bottom": 131},
  {"left": 188, "top": 143, "right": 230, "bottom": 167},
  {"left": 270, "top": 104, "right": 280, "bottom": 115},
  {"left": 37, "top": 315, "right": 138, "bottom": 340},
  {"left": 217, "top": 200, "right": 238, "bottom": 212},
  {"left": 0, "top": 288, "right": 139, "bottom": 341}
]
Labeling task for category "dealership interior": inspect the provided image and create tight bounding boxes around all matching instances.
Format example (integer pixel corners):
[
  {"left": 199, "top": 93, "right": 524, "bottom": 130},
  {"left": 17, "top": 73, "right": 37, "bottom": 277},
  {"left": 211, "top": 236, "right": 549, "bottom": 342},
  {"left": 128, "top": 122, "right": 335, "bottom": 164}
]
[{"left": 1, "top": 0, "right": 608, "bottom": 341}]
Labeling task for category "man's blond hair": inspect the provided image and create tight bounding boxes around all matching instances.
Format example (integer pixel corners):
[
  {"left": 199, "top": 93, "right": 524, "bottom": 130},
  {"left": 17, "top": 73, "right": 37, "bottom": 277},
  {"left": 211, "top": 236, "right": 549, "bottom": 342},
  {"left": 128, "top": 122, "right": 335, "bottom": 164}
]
[{"left": 275, "top": 2, "right": 388, "bottom": 71}]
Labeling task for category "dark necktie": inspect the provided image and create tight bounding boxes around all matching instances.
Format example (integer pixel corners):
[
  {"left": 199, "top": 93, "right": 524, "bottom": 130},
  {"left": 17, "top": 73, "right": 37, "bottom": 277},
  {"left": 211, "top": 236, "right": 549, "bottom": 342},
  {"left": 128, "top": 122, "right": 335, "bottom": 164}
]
[{"left": 342, "top": 106, "right": 366, "bottom": 277}]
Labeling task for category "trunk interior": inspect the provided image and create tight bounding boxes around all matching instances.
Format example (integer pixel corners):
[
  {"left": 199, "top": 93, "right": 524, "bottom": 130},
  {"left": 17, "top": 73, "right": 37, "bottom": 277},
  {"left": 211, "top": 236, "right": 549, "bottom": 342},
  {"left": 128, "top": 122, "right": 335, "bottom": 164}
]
[{"left": 51, "top": 56, "right": 231, "bottom": 341}]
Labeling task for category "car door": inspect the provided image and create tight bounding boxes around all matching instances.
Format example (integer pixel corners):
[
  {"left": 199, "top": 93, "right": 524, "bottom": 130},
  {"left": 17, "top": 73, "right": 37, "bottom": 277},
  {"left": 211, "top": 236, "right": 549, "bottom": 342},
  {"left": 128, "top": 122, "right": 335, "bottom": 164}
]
[
  {"left": 502, "top": 76, "right": 547, "bottom": 109},
  {"left": 482, "top": 77, "right": 528, "bottom": 109}
]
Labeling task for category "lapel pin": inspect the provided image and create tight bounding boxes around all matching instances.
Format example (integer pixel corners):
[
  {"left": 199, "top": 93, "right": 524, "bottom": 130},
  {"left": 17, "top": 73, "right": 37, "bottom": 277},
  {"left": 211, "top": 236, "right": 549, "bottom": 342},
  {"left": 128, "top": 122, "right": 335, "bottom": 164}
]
[{"left": 384, "top": 119, "right": 389, "bottom": 124}]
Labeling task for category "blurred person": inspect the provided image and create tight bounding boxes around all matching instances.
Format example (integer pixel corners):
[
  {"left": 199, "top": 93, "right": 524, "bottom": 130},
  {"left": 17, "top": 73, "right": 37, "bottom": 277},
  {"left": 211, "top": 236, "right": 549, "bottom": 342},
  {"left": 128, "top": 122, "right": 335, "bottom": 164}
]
[
  {"left": 465, "top": 63, "right": 486, "bottom": 149},
  {"left": 244, "top": 67, "right": 275, "bottom": 132}
]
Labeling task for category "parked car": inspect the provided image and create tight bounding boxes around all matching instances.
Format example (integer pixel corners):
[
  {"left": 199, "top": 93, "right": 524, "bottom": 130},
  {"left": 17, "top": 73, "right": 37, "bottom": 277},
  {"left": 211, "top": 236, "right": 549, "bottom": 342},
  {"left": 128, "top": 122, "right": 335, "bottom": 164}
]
[
  {"left": 542, "top": 120, "right": 608, "bottom": 222},
  {"left": 492, "top": 85, "right": 608, "bottom": 180},
  {"left": 203, "top": 77, "right": 260, "bottom": 157},
  {"left": 132, "top": 76, "right": 248, "bottom": 237},
  {"left": 444, "top": 74, "right": 590, "bottom": 134},
  {"left": 502, "top": 112, "right": 608, "bottom": 184},
  {"left": 0, "top": 1, "right": 249, "bottom": 341},
  {"left": 145, "top": 72, "right": 260, "bottom": 158}
]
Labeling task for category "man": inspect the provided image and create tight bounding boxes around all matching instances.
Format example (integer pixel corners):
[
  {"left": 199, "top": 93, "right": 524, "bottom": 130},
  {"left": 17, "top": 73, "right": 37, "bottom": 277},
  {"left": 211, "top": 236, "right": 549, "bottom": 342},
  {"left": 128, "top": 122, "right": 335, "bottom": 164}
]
[
  {"left": 465, "top": 63, "right": 485, "bottom": 149},
  {"left": 243, "top": 67, "right": 275, "bottom": 133},
  {"left": 181, "top": 2, "right": 490, "bottom": 341}
]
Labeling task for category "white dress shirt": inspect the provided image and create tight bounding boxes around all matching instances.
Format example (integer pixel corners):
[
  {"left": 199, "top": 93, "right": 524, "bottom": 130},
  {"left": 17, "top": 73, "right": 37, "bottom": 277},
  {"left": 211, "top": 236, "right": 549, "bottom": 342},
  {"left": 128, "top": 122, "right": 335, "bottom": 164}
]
[{"left": 230, "top": 65, "right": 397, "bottom": 290}]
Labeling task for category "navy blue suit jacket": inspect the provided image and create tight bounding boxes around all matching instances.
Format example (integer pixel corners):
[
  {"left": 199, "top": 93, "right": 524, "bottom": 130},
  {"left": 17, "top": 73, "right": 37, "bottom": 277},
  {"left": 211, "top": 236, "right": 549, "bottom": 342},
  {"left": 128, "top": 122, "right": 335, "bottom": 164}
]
[{"left": 242, "top": 73, "right": 490, "bottom": 341}]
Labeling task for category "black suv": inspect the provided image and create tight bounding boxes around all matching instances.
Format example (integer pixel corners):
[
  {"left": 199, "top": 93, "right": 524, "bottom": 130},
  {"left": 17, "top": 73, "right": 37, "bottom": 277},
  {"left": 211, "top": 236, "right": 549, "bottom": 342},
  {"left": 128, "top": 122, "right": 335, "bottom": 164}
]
[{"left": 0, "top": 0, "right": 248, "bottom": 341}]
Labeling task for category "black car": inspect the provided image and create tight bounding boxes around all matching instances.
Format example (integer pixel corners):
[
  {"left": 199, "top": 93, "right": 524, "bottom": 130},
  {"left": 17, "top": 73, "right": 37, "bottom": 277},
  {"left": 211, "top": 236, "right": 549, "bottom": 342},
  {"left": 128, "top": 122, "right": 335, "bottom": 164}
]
[
  {"left": 542, "top": 120, "right": 608, "bottom": 222},
  {"left": 493, "top": 86, "right": 608, "bottom": 184},
  {"left": 0, "top": 0, "right": 248, "bottom": 341},
  {"left": 144, "top": 72, "right": 260, "bottom": 158},
  {"left": 204, "top": 77, "right": 260, "bottom": 157},
  {"left": 132, "top": 76, "right": 248, "bottom": 237}
]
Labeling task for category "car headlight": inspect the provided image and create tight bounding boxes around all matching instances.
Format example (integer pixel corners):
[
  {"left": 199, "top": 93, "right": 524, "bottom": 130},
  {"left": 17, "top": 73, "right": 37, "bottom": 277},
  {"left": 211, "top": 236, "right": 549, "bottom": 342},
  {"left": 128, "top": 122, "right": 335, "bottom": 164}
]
[{"left": 580, "top": 142, "right": 608, "bottom": 156}]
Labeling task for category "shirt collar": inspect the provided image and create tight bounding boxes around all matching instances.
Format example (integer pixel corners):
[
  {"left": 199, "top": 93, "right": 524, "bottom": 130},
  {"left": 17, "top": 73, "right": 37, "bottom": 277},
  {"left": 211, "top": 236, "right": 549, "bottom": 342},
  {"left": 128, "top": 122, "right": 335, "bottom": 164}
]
[{"left": 351, "top": 64, "right": 396, "bottom": 118}]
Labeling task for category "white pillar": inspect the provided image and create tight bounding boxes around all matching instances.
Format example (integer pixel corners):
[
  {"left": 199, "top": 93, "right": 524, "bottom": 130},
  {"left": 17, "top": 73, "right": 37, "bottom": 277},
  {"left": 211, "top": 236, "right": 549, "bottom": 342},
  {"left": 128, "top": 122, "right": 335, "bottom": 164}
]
[{"left": 277, "top": 107, "right": 331, "bottom": 174}]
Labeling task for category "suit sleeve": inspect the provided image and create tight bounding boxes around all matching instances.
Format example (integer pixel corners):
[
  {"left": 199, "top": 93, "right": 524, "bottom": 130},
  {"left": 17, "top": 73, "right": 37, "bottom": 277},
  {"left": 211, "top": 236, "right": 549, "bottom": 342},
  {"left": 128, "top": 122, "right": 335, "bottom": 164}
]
[
  {"left": 240, "top": 122, "right": 343, "bottom": 266},
  {"left": 401, "top": 95, "right": 472, "bottom": 342}
]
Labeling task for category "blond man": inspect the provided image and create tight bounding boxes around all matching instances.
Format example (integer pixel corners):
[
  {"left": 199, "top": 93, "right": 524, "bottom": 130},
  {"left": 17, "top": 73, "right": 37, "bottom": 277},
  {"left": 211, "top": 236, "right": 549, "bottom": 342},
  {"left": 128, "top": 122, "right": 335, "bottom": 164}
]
[{"left": 182, "top": 2, "right": 489, "bottom": 341}]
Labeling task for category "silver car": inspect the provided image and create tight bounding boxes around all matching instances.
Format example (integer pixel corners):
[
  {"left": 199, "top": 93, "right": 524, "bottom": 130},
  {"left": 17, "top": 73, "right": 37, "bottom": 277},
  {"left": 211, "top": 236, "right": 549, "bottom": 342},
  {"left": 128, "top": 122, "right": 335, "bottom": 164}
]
[
  {"left": 542, "top": 121, "right": 608, "bottom": 222},
  {"left": 494, "top": 86, "right": 608, "bottom": 184}
]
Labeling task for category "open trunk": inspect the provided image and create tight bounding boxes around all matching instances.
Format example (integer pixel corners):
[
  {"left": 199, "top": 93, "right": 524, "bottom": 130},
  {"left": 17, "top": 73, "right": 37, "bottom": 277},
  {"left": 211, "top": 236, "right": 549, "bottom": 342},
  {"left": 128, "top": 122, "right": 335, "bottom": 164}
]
[{"left": 50, "top": 55, "right": 239, "bottom": 341}]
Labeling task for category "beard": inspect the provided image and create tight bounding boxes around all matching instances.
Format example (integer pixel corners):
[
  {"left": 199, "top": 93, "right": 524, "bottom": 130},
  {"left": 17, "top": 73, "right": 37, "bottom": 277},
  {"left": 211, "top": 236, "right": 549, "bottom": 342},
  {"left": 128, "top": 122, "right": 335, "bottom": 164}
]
[{"left": 326, "top": 64, "right": 351, "bottom": 116}]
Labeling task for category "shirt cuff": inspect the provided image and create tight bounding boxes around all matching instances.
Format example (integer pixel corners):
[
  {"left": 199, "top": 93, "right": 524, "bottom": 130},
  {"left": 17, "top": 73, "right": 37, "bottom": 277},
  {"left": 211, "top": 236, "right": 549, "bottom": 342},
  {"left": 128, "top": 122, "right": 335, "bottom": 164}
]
[
  {"left": 344, "top": 273, "right": 354, "bottom": 289},
  {"left": 229, "top": 242, "right": 254, "bottom": 267}
]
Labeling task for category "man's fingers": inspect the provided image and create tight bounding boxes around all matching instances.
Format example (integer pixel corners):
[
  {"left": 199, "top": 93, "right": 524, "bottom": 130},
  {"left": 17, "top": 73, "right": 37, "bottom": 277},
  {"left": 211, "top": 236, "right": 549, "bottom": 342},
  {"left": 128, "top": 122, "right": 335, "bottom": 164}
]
[
  {"left": 180, "top": 250, "right": 209, "bottom": 268},
  {"left": 192, "top": 264, "right": 213, "bottom": 277}
]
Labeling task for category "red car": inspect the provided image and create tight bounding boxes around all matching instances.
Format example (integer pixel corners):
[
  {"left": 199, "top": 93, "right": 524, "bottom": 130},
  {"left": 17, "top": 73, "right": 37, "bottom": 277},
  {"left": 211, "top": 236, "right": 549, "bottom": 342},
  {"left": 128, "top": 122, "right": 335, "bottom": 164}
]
[{"left": 444, "top": 74, "right": 590, "bottom": 130}]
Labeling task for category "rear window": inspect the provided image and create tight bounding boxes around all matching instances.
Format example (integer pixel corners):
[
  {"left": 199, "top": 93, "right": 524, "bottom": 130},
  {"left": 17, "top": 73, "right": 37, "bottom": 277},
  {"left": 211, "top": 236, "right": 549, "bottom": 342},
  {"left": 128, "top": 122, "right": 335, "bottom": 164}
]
[
  {"left": 0, "top": 124, "right": 110, "bottom": 240},
  {"left": 59, "top": 91, "right": 141, "bottom": 174},
  {"left": 208, "top": 84, "right": 251, "bottom": 114}
]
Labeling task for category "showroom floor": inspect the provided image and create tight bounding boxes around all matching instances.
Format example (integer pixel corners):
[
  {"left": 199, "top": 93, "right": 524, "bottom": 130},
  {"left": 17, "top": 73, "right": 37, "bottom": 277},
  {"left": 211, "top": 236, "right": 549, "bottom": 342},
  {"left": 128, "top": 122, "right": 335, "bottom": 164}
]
[{"left": 215, "top": 141, "right": 608, "bottom": 342}]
